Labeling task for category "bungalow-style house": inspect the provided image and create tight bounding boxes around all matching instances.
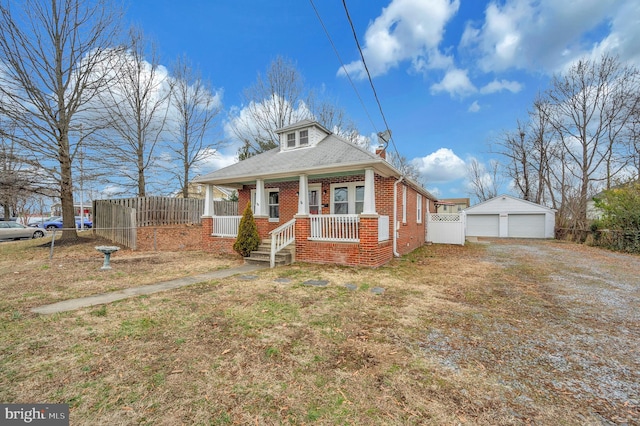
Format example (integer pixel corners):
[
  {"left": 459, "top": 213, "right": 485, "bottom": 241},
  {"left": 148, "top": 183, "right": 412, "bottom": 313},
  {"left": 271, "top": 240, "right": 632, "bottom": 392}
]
[{"left": 193, "top": 119, "right": 437, "bottom": 267}]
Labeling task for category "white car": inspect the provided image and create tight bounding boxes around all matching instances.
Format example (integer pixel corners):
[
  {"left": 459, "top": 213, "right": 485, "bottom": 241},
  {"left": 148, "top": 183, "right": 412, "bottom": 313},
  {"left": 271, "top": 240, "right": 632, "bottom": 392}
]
[{"left": 0, "top": 221, "right": 46, "bottom": 241}]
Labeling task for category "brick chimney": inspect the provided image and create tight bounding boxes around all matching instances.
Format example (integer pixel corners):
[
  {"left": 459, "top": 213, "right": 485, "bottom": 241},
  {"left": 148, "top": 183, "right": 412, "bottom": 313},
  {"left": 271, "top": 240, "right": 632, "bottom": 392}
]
[{"left": 375, "top": 145, "right": 386, "bottom": 159}]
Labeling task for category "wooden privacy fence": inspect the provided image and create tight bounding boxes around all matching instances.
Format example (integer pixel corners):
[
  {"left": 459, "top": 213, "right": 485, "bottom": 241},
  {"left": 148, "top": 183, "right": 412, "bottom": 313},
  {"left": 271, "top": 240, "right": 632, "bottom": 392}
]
[
  {"left": 93, "top": 197, "right": 238, "bottom": 250},
  {"left": 96, "top": 197, "right": 205, "bottom": 227},
  {"left": 93, "top": 201, "right": 137, "bottom": 249}
]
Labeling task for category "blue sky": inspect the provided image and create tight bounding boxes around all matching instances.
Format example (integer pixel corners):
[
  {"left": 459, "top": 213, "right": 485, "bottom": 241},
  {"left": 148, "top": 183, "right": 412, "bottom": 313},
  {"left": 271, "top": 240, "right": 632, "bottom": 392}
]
[{"left": 126, "top": 0, "right": 640, "bottom": 199}]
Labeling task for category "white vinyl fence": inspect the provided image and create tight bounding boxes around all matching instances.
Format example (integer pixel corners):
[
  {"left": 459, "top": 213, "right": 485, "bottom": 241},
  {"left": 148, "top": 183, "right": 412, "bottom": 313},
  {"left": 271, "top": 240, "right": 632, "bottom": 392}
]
[{"left": 427, "top": 212, "right": 466, "bottom": 245}]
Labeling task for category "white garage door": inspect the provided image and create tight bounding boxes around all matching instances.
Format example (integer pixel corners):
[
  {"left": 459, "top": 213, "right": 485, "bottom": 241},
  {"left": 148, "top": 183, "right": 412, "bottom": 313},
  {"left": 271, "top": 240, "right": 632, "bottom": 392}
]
[
  {"left": 508, "top": 214, "right": 545, "bottom": 238},
  {"left": 466, "top": 214, "right": 499, "bottom": 237}
]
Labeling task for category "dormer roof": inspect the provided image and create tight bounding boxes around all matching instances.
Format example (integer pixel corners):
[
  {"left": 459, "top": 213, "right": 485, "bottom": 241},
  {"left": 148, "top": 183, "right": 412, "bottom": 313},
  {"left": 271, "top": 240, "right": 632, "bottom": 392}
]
[{"left": 276, "top": 119, "right": 331, "bottom": 135}]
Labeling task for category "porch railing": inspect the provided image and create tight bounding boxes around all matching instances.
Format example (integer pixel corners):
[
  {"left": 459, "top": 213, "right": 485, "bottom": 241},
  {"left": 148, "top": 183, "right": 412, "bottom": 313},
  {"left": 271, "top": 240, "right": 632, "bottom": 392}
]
[
  {"left": 212, "top": 215, "right": 241, "bottom": 237},
  {"left": 269, "top": 218, "right": 296, "bottom": 268},
  {"left": 309, "top": 214, "right": 359, "bottom": 242}
]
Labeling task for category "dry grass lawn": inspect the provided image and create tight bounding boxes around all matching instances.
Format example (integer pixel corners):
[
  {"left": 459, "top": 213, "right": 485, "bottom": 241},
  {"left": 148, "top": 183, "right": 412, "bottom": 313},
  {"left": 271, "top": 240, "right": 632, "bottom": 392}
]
[{"left": 0, "top": 234, "right": 638, "bottom": 425}]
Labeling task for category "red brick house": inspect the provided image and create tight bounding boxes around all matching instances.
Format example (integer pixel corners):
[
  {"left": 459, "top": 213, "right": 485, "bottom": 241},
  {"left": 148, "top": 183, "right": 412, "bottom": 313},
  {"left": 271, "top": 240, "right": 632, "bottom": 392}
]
[{"left": 193, "top": 120, "right": 436, "bottom": 267}]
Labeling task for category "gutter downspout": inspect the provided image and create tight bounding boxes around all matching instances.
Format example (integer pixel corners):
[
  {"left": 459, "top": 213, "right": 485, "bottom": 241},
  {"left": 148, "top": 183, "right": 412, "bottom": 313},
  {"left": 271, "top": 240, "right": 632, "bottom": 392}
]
[{"left": 393, "top": 175, "right": 404, "bottom": 257}]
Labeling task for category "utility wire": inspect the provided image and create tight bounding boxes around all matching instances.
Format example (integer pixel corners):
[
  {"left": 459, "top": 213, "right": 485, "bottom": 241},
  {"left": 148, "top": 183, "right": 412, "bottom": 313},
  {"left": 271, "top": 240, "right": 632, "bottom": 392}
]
[
  {"left": 308, "top": 0, "right": 378, "bottom": 133},
  {"left": 341, "top": 0, "right": 400, "bottom": 158}
]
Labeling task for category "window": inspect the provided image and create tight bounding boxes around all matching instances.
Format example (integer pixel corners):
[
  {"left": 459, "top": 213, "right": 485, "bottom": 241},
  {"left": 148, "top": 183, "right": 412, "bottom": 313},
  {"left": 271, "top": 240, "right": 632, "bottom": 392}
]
[
  {"left": 355, "top": 185, "right": 364, "bottom": 214},
  {"left": 299, "top": 130, "right": 308, "bottom": 145},
  {"left": 309, "top": 186, "right": 321, "bottom": 214},
  {"left": 417, "top": 194, "right": 423, "bottom": 223},
  {"left": 334, "top": 187, "right": 348, "bottom": 214},
  {"left": 402, "top": 185, "right": 407, "bottom": 223},
  {"left": 287, "top": 132, "right": 296, "bottom": 148},
  {"left": 250, "top": 188, "right": 279, "bottom": 220},
  {"left": 331, "top": 182, "right": 365, "bottom": 214},
  {"left": 268, "top": 189, "right": 279, "bottom": 221}
]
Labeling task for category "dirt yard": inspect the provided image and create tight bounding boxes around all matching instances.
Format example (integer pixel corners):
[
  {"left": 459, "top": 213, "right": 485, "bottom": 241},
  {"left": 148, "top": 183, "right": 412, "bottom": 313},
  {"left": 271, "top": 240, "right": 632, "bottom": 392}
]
[{"left": 0, "top": 236, "right": 638, "bottom": 424}]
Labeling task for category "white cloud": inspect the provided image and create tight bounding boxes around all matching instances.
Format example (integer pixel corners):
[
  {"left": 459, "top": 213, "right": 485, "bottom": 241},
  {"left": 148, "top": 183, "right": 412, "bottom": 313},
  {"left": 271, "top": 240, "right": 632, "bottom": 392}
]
[
  {"left": 198, "top": 149, "right": 237, "bottom": 173},
  {"left": 338, "top": 0, "right": 460, "bottom": 79},
  {"left": 411, "top": 148, "right": 466, "bottom": 183},
  {"left": 468, "top": 101, "right": 481, "bottom": 112},
  {"left": 479, "top": 79, "right": 522, "bottom": 94},
  {"left": 461, "top": 0, "right": 635, "bottom": 73},
  {"left": 430, "top": 68, "right": 477, "bottom": 97},
  {"left": 224, "top": 95, "right": 311, "bottom": 147}
]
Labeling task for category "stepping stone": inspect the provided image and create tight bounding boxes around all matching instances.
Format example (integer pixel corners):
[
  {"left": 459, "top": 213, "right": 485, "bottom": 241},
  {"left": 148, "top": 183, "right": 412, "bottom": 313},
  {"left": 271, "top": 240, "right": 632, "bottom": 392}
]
[
  {"left": 370, "top": 287, "right": 385, "bottom": 294},
  {"left": 344, "top": 283, "right": 358, "bottom": 291},
  {"left": 239, "top": 275, "right": 258, "bottom": 280},
  {"left": 274, "top": 278, "right": 292, "bottom": 283},
  {"left": 303, "top": 279, "right": 328, "bottom": 287}
]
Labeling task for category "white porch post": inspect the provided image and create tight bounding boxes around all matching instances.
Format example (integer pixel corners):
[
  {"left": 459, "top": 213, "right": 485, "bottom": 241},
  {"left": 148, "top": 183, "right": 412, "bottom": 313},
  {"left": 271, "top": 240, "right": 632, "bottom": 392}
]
[
  {"left": 298, "top": 174, "right": 309, "bottom": 215},
  {"left": 255, "top": 179, "right": 265, "bottom": 216},
  {"left": 203, "top": 184, "right": 214, "bottom": 216},
  {"left": 363, "top": 167, "right": 376, "bottom": 215}
]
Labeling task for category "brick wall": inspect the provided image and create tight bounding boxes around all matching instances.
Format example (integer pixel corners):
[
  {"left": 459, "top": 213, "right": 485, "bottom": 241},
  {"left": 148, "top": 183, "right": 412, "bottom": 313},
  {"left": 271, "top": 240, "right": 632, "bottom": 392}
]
[
  {"left": 135, "top": 224, "right": 204, "bottom": 251},
  {"left": 200, "top": 217, "right": 239, "bottom": 256},
  {"left": 229, "top": 174, "right": 429, "bottom": 266}
]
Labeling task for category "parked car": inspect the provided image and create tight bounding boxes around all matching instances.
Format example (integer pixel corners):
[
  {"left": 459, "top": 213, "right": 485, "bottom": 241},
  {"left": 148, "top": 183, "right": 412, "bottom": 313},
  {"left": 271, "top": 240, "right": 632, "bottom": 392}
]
[
  {"left": 28, "top": 216, "right": 62, "bottom": 227},
  {"left": 36, "top": 216, "right": 92, "bottom": 230},
  {"left": 0, "top": 221, "right": 46, "bottom": 241}
]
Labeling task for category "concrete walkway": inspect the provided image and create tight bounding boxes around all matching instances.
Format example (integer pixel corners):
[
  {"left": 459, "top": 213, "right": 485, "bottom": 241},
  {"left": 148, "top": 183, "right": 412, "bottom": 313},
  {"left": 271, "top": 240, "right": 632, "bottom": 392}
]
[{"left": 31, "top": 263, "right": 267, "bottom": 315}]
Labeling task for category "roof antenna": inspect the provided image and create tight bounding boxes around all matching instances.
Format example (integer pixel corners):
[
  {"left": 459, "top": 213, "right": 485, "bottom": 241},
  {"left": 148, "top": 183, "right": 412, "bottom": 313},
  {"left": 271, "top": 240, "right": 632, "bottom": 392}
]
[{"left": 377, "top": 129, "right": 391, "bottom": 149}]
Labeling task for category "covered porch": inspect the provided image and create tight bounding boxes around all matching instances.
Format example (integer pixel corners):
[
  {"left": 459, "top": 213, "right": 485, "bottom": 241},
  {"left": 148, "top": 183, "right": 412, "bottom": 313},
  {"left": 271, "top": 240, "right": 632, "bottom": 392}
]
[{"left": 200, "top": 168, "right": 394, "bottom": 267}]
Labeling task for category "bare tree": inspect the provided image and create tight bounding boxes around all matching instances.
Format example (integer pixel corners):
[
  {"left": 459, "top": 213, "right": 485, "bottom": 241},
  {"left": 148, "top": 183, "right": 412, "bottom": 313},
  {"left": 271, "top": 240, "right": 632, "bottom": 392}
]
[
  {"left": 168, "top": 55, "right": 222, "bottom": 198},
  {"left": 467, "top": 158, "right": 502, "bottom": 203},
  {"left": 541, "top": 54, "right": 640, "bottom": 229},
  {"left": 386, "top": 151, "right": 421, "bottom": 182},
  {"left": 230, "top": 56, "right": 306, "bottom": 159},
  {"left": 230, "top": 56, "right": 358, "bottom": 159},
  {"left": 96, "top": 27, "right": 171, "bottom": 196},
  {"left": 0, "top": 0, "right": 122, "bottom": 239},
  {"left": 495, "top": 121, "right": 533, "bottom": 201}
]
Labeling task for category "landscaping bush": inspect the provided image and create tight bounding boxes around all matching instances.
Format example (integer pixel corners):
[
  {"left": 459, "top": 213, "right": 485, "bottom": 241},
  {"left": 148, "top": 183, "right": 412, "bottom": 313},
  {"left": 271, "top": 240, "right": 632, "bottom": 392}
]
[
  {"left": 591, "top": 181, "right": 640, "bottom": 253},
  {"left": 233, "top": 202, "right": 260, "bottom": 257}
]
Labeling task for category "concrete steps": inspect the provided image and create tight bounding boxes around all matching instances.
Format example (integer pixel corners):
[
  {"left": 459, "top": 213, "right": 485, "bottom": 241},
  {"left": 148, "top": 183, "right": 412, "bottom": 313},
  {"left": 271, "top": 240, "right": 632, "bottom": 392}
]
[{"left": 244, "top": 240, "right": 294, "bottom": 267}]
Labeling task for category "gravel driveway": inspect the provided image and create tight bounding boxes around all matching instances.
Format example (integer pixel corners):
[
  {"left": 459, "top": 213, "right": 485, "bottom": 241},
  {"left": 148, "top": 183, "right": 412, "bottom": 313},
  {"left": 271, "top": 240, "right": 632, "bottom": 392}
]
[
  {"left": 421, "top": 239, "right": 640, "bottom": 425},
  {"left": 482, "top": 240, "right": 640, "bottom": 424}
]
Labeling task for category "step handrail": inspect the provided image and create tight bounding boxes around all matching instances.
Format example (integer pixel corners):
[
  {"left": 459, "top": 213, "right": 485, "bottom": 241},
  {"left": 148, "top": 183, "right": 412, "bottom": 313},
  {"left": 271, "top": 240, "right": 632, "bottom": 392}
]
[{"left": 268, "top": 218, "right": 296, "bottom": 268}]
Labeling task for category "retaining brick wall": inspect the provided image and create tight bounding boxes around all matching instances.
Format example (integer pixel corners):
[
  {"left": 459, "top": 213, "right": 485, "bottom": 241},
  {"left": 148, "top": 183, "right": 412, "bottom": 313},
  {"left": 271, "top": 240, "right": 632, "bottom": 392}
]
[{"left": 135, "top": 224, "right": 203, "bottom": 251}]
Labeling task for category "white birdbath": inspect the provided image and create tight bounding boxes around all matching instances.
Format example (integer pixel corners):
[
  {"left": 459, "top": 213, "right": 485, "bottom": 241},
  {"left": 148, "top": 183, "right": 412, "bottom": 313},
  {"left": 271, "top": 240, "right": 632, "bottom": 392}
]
[{"left": 95, "top": 246, "right": 120, "bottom": 270}]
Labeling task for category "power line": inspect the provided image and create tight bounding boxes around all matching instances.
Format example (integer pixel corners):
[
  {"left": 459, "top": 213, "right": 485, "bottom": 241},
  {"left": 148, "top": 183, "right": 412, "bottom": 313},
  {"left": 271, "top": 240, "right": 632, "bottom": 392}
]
[
  {"left": 341, "top": 0, "right": 400, "bottom": 158},
  {"left": 308, "top": 0, "right": 378, "bottom": 133}
]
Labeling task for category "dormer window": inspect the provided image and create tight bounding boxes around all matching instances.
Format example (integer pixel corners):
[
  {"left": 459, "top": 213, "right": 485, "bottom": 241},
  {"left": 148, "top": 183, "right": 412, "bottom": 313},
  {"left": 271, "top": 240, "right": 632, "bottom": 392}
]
[
  {"left": 299, "top": 130, "right": 308, "bottom": 146},
  {"left": 287, "top": 133, "right": 296, "bottom": 148},
  {"left": 277, "top": 120, "right": 331, "bottom": 152}
]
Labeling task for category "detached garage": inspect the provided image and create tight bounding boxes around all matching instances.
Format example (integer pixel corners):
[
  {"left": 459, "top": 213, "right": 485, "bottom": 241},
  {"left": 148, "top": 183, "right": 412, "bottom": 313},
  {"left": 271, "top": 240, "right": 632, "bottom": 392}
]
[{"left": 464, "top": 195, "right": 556, "bottom": 239}]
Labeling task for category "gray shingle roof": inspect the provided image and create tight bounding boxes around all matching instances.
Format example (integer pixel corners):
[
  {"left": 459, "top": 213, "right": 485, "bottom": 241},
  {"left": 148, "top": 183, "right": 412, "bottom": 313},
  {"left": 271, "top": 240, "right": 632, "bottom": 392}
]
[
  {"left": 193, "top": 129, "right": 436, "bottom": 200},
  {"left": 195, "top": 133, "right": 391, "bottom": 183}
]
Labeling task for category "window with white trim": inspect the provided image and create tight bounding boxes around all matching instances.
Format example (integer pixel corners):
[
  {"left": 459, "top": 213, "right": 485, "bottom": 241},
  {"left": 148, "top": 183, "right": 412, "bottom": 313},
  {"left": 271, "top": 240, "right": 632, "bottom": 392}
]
[
  {"left": 283, "top": 129, "right": 312, "bottom": 150},
  {"left": 267, "top": 189, "right": 279, "bottom": 221},
  {"left": 287, "top": 132, "right": 296, "bottom": 148},
  {"left": 299, "top": 130, "right": 308, "bottom": 145},
  {"left": 417, "top": 194, "right": 422, "bottom": 223},
  {"left": 250, "top": 188, "right": 279, "bottom": 221},
  {"left": 402, "top": 185, "right": 407, "bottom": 223},
  {"left": 330, "top": 182, "right": 365, "bottom": 214}
]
